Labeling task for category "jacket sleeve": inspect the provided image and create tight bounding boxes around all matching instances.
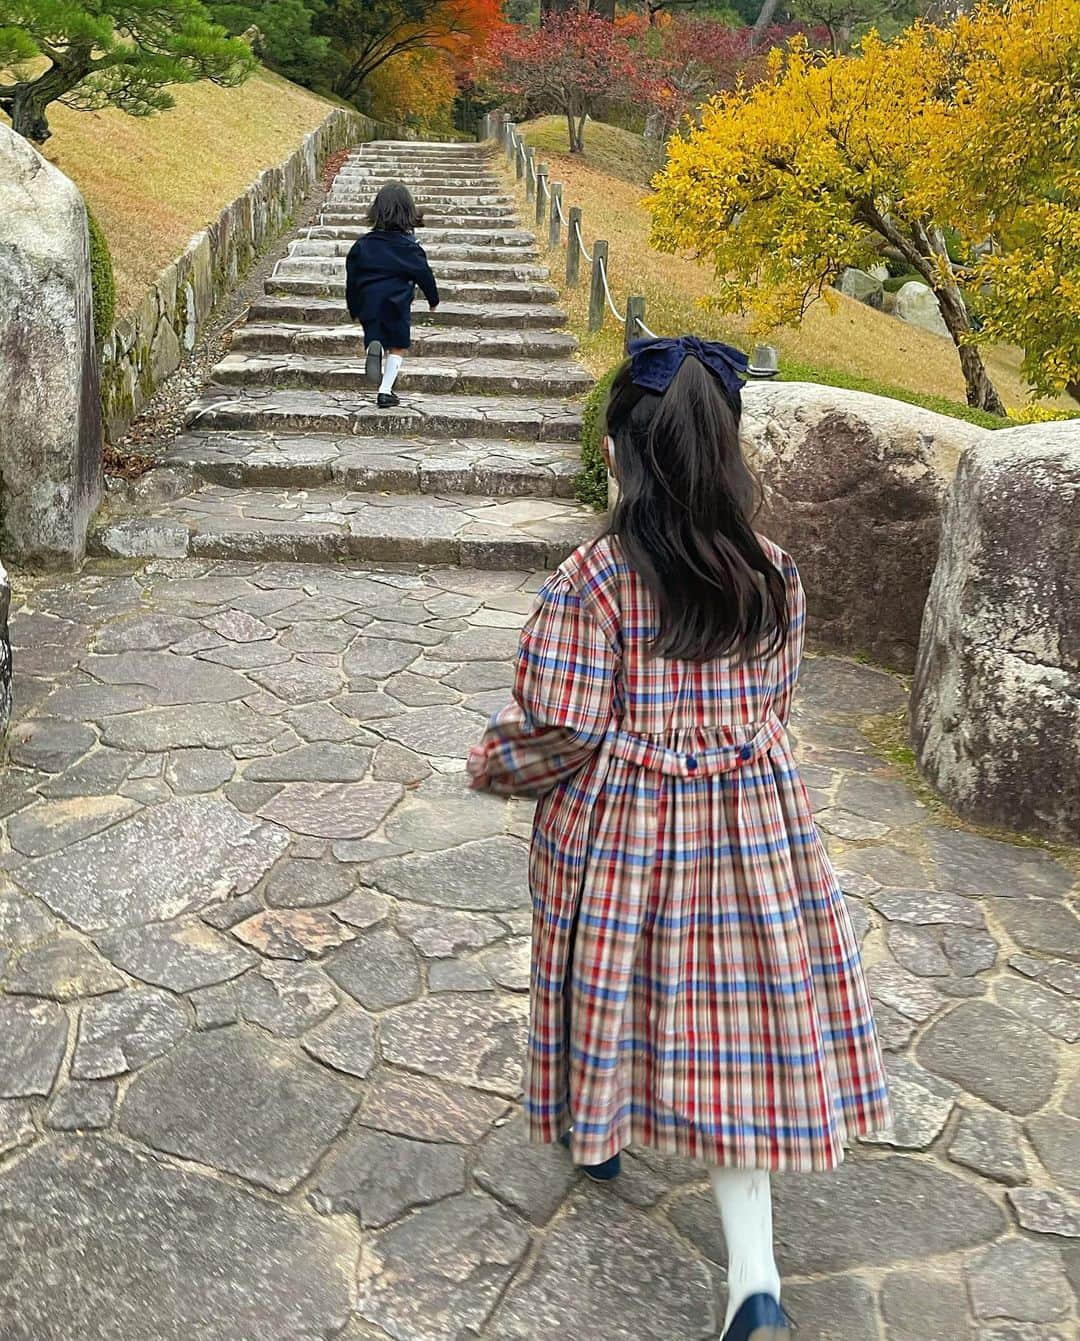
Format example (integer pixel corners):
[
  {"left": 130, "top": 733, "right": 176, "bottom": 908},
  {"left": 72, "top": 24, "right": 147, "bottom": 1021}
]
[
  {"left": 772, "top": 550, "right": 807, "bottom": 727},
  {"left": 467, "top": 572, "right": 618, "bottom": 798},
  {"left": 345, "top": 241, "right": 365, "bottom": 321},
  {"left": 403, "top": 240, "right": 440, "bottom": 307}
]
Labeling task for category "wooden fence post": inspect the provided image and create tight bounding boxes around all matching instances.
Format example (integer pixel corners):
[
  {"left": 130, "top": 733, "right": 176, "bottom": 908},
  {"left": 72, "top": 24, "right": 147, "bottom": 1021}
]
[
  {"left": 589, "top": 241, "right": 609, "bottom": 332},
  {"left": 536, "top": 167, "right": 548, "bottom": 227},
  {"left": 567, "top": 207, "right": 583, "bottom": 287},
  {"left": 549, "top": 184, "right": 563, "bottom": 250},
  {"left": 525, "top": 148, "right": 536, "bottom": 202},
  {"left": 625, "top": 296, "right": 646, "bottom": 351},
  {"left": 515, "top": 138, "right": 525, "bottom": 179}
]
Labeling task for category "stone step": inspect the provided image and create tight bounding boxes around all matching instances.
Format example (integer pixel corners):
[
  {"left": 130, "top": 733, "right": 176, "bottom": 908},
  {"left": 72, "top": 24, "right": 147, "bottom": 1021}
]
[
  {"left": 350, "top": 152, "right": 492, "bottom": 166},
  {"left": 289, "top": 239, "right": 541, "bottom": 263},
  {"left": 321, "top": 203, "right": 516, "bottom": 221},
  {"left": 267, "top": 276, "right": 561, "bottom": 306},
  {"left": 184, "top": 388, "right": 583, "bottom": 441},
  {"left": 210, "top": 353, "right": 593, "bottom": 398},
  {"left": 326, "top": 195, "right": 514, "bottom": 213},
  {"left": 248, "top": 296, "right": 567, "bottom": 330},
  {"left": 360, "top": 141, "right": 489, "bottom": 154},
  {"left": 230, "top": 323, "right": 578, "bottom": 361},
  {"left": 334, "top": 175, "right": 502, "bottom": 193},
  {"left": 273, "top": 256, "right": 552, "bottom": 283},
  {"left": 159, "top": 430, "right": 582, "bottom": 496},
  {"left": 318, "top": 211, "right": 518, "bottom": 230},
  {"left": 303, "top": 226, "right": 538, "bottom": 248},
  {"left": 91, "top": 484, "right": 595, "bottom": 568}
]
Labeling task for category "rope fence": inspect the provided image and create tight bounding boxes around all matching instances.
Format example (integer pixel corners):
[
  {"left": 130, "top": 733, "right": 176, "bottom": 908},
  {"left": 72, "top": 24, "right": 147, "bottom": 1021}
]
[{"left": 478, "top": 110, "right": 781, "bottom": 370}]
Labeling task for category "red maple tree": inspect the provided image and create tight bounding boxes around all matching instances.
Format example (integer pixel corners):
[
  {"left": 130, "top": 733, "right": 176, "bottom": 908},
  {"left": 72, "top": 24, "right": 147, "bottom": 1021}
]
[{"left": 482, "top": 9, "right": 639, "bottom": 151}]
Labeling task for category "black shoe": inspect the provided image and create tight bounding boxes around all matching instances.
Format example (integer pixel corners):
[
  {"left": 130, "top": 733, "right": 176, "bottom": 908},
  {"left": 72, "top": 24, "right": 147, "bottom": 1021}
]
[
  {"left": 558, "top": 1131, "right": 621, "bottom": 1182},
  {"left": 365, "top": 341, "right": 383, "bottom": 386},
  {"left": 721, "top": 1293, "right": 793, "bottom": 1341},
  {"left": 376, "top": 392, "right": 400, "bottom": 409}
]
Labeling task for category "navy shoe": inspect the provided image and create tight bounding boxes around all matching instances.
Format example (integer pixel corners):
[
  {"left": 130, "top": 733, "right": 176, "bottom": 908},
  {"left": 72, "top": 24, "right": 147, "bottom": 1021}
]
[
  {"left": 721, "top": 1293, "right": 793, "bottom": 1341},
  {"left": 376, "top": 391, "right": 400, "bottom": 409},
  {"left": 365, "top": 340, "right": 383, "bottom": 385},
  {"left": 558, "top": 1131, "right": 621, "bottom": 1182}
]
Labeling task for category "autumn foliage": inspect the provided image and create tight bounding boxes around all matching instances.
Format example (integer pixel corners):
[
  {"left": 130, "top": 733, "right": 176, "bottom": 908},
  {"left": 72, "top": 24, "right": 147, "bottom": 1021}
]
[
  {"left": 648, "top": 0, "right": 1080, "bottom": 411},
  {"left": 482, "top": 10, "right": 639, "bottom": 151}
]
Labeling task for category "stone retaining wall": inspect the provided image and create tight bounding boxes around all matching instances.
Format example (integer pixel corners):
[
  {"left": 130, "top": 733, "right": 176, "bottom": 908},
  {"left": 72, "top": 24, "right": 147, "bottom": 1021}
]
[
  {"left": 100, "top": 109, "right": 401, "bottom": 440},
  {"left": 0, "top": 559, "right": 10, "bottom": 741}
]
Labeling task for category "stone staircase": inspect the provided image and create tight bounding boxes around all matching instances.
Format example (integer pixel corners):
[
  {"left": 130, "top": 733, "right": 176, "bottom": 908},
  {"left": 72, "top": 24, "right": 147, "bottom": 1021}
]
[{"left": 93, "top": 141, "right": 597, "bottom": 568}]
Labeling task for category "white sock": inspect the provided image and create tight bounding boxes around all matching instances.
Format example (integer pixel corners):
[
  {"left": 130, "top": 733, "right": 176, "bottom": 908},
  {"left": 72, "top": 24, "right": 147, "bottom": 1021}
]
[
  {"left": 710, "top": 1167, "right": 782, "bottom": 1330},
  {"left": 379, "top": 353, "right": 403, "bottom": 395}
]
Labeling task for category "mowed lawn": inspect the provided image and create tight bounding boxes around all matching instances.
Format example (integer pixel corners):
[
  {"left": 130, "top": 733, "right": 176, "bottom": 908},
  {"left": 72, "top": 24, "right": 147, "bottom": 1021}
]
[
  {"left": 24, "top": 68, "right": 341, "bottom": 315},
  {"left": 516, "top": 117, "right": 1066, "bottom": 420}
]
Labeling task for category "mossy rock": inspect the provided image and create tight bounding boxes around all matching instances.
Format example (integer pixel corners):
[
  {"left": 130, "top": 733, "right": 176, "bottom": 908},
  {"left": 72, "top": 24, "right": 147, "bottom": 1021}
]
[
  {"left": 87, "top": 209, "right": 116, "bottom": 349},
  {"left": 575, "top": 362, "right": 621, "bottom": 511}
]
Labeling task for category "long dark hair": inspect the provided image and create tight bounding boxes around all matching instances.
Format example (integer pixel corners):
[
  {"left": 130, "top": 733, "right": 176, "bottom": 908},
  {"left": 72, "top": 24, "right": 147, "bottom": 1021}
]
[
  {"left": 602, "top": 355, "right": 789, "bottom": 663},
  {"left": 367, "top": 182, "right": 423, "bottom": 233}
]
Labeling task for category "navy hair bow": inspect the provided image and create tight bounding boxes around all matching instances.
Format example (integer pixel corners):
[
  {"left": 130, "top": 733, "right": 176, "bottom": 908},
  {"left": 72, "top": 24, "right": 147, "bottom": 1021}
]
[{"left": 628, "top": 335, "right": 749, "bottom": 407}]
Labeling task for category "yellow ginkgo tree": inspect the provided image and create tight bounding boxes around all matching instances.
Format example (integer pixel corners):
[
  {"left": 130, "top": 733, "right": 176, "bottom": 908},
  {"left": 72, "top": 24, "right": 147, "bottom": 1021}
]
[{"left": 648, "top": 0, "right": 1080, "bottom": 415}]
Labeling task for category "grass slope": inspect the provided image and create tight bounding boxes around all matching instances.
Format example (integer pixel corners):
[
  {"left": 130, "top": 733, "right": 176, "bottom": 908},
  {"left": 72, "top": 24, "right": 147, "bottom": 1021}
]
[
  {"left": 21, "top": 69, "right": 341, "bottom": 315},
  {"left": 518, "top": 116, "right": 1066, "bottom": 422}
]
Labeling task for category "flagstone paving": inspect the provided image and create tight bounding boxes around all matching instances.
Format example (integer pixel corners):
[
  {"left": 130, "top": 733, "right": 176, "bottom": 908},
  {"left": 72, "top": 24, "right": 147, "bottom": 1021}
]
[{"left": 1, "top": 557, "right": 1078, "bottom": 1341}]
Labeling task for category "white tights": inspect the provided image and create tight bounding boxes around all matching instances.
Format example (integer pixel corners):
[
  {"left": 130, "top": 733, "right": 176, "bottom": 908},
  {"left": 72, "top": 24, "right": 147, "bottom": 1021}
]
[
  {"left": 710, "top": 1167, "right": 782, "bottom": 1329},
  {"left": 379, "top": 352, "right": 404, "bottom": 395}
]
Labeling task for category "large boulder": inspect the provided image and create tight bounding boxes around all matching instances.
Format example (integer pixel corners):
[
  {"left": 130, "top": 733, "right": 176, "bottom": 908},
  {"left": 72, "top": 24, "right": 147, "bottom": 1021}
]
[
  {"left": 0, "top": 559, "right": 10, "bottom": 741},
  {"left": 894, "top": 281, "right": 950, "bottom": 339},
  {"left": 912, "top": 422, "right": 1079, "bottom": 843},
  {"left": 742, "top": 382, "right": 988, "bottom": 670},
  {"left": 839, "top": 267, "right": 884, "bottom": 309},
  {"left": 0, "top": 125, "right": 102, "bottom": 567}
]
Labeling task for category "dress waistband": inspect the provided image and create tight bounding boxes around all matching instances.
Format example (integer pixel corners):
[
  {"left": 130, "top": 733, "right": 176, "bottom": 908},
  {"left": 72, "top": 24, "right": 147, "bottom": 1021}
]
[{"left": 608, "top": 715, "right": 784, "bottom": 778}]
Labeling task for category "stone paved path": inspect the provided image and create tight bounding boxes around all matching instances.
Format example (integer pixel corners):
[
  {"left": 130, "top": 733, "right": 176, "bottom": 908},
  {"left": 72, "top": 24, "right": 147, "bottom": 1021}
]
[
  {"left": 1, "top": 558, "right": 1078, "bottom": 1341},
  {"left": 1, "top": 142, "right": 1078, "bottom": 1340}
]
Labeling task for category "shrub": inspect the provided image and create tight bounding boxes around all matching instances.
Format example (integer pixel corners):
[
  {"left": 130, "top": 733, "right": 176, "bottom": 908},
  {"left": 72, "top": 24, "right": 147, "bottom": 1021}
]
[
  {"left": 87, "top": 208, "right": 116, "bottom": 349},
  {"left": 575, "top": 362, "right": 619, "bottom": 511},
  {"left": 1007, "top": 403, "right": 1079, "bottom": 424}
]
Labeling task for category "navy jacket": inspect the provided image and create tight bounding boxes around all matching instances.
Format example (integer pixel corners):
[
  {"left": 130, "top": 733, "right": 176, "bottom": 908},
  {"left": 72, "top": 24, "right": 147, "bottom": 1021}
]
[{"left": 345, "top": 229, "right": 440, "bottom": 349}]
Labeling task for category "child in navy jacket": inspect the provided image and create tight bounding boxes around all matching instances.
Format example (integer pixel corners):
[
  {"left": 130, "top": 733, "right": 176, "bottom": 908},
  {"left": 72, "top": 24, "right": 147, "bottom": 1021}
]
[{"left": 345, "top": 182, "right": 440, "bottom": 407}]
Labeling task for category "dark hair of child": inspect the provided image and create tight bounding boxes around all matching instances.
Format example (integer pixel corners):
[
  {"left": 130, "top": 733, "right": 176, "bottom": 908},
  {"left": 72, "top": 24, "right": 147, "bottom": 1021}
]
[
  {"left": 601, "top": 356, "right": 790, "bottom": 664},
  {"left": 366, "top": 181, "right": 424, "bottom": 234}
]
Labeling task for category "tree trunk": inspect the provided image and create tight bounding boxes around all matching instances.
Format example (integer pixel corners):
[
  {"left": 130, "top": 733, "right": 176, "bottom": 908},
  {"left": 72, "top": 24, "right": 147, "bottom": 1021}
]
[
  {"left": 1066, "top": 379, "right": 1080, "bottom": 408},
  {"left": 565, "top": 107, "right": 578, "bottom": 153},
  {"left": 934, "top": 280, "right": 1007, "bottom": 415},
  {"left": 749, "top": 0, "right": 780, "bottom": 49},
  {"left": 540, "top": 0, "right": 576, "bottom": 15},
  {"left": 574, "top": 111, "right": 588, "bottom": 153},
  {"left": 588, "top": 0, "right": 616, "bottom": 16}
]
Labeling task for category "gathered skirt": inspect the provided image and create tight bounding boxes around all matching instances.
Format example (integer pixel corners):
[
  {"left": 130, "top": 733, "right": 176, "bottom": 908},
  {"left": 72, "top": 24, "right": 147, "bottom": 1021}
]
[{"left": 525, "top": 724, "right": 890, "bottom": 1171}]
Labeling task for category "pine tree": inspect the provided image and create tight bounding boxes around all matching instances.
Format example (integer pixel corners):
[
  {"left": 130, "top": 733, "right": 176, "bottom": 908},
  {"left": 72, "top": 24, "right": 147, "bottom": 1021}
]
[{"left": 0, "top": 0, "right": 255, "bottom": 143}]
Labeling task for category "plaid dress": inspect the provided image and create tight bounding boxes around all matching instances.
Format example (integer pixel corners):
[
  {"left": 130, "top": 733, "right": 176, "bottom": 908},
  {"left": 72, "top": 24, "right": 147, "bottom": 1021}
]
[{"left": 469, "top": 536, "right": 889, "bottom": 1171}]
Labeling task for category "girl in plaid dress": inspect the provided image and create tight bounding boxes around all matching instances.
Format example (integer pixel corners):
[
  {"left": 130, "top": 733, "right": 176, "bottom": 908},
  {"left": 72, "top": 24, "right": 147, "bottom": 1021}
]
[{"left": 468, "top": 337, "right": 889, "bottom": 1341}]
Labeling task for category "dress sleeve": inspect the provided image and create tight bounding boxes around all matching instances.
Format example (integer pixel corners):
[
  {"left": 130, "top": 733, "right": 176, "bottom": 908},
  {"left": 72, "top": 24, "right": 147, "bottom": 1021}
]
[
  {"left": 467, "top": 572, "right": 618, "bottom": 798},
  {"left": 772, "top": 551, "right": 806, "bottom": 727}
]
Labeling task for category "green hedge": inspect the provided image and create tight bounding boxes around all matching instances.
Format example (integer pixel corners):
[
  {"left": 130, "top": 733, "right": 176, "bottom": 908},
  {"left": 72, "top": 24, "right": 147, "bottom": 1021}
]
[
  {"left": 575, "top": 363, "right": 620, "bottom": 511},
  {"left": 87, "top": 209, "right": 116, "bottom": 350}
]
